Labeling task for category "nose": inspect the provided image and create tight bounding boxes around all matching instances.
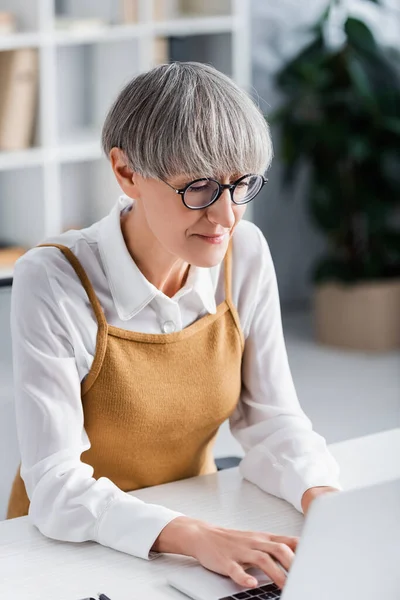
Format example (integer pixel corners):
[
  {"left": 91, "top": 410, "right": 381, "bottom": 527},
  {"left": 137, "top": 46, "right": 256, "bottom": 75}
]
[{"left": 206, "top": 188, "right": 236, "bottom": 229}]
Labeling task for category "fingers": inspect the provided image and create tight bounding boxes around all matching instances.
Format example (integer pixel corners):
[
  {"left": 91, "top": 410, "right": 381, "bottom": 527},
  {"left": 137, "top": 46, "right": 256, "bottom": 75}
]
[
  {"left": 226, "top": 544, "right": 293, "bottom": 591},
  {"left": 250, "top": 550, "right": 288, "bottom": 589},
  {"left": 194, "top": 527, "right": 299, "bottom": 591},
  {"left": 228, "top": 529, "right": 299, "bottom": 553},
  {"left": 255, "top": 541, "right": 294, "bottom": 574},
  {"left": 226, "top": 562, "right": 258, "bottom": 589},
  {"left": 225, "top": 532, "right": 298, "bottom": 588},
  {"left": 270, "top": 534, "right": 300, "bottom": 552},
  {"left": 241, "top": 531, "right": 299, "bottom": 553}
]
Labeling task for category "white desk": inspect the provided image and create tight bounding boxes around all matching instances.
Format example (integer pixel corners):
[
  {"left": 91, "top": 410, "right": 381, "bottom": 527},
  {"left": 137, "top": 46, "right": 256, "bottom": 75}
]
[{"left": 1, "top": 428, "right": 399, "bottom": 600}]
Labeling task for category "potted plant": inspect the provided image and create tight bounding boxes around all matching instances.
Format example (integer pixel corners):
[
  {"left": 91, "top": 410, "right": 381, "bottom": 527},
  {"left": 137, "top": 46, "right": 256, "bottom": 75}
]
[{"left": 273, "top": 0, "right": 400, "bottom": 352}]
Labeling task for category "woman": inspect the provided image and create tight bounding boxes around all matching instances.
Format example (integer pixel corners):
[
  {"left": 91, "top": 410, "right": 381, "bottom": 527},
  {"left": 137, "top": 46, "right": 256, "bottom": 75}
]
[{"left": 7, "top": 62, "right": 340, "bottom": 590}]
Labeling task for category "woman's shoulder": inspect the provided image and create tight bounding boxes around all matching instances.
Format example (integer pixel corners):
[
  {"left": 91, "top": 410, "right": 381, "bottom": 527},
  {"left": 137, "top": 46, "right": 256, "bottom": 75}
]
[
  {"left": 227, "top": 220, "right": 275, "bottom": 336},
  {"left": 13, "top": 224, "right": 101, "bottom": 292}
]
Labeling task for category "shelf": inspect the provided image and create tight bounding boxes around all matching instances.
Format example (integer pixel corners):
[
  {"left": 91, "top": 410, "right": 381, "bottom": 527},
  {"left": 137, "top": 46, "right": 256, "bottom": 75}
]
[
  {"left": 53, "top": 16, "right": 235, "bottom": 45},
  {"left": 0, "top": 147, "right": 44, "bottom": 171},
  {"left": 53, "top": 22, "right": 143, "bottom": 46},
  {"left": 0, "top": 32, "right": 42, "bottom": 51},
  {"left": 152, "top": 15, "right": 235, "bottom": 37},
  {"left": 0, "top": 134, "right": 102, "bottom": 170},
  {"left": 0, "top": 15, "right": 236, "bottom": 51}
]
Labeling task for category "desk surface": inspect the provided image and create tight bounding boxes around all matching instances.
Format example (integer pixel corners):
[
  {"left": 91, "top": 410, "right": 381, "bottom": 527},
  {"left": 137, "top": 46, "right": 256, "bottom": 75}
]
[{"left": 1, "top": 428, "right": 399, "bottom": 600}]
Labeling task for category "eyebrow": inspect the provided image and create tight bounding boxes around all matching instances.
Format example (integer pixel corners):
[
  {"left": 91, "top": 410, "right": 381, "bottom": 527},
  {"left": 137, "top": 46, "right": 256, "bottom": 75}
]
[{"left": 175, "top": 174, "right": 245, "bottom": 188}]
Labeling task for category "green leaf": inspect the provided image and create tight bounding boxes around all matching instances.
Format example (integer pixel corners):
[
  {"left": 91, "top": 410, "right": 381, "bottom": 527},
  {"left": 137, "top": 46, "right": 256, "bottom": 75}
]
[
  {"left": 348, "top": 47, "right": 400, "bottom": 117},
  {"left": 348, "top": 136, "right": 371, "bottom": 161},
  {"left": 309, "top": 181, "right": 343, "bottom": 232},
  {"left": 269, "top": 106, "right": 290, "bottom": 125},
  {"left": 383, "top": 118, "right": 400, "bottom": 136},
  {"left": 346, "top": 52, "right": 378, "bottom": 112},
  {"left": 344, "top": 17, "right": 377, "bottom": 54},
  {"left": 276, "top": 34, "right": 326, "bottom": 90},
  {"left": 384, "top": 230, "right": 400, "bottom": 256},
  {"left": 363, "top": 198, "right": 390, "bottom": 233},
  {"left": 381, "top": 150, "right": 400, "bottom": 187}
]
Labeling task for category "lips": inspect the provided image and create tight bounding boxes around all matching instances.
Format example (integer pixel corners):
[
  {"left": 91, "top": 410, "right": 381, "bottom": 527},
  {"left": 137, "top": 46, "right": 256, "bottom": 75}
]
[
  {"left": 195, "top": 233, "right": 228, "bottom": 238},
  {"left": 194, "top": 232, "right": 228, "bottom": 245}
]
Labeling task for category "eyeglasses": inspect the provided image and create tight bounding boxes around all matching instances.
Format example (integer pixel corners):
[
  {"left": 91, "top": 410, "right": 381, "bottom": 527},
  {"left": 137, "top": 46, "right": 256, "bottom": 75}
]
[{"left": 161, "top": 173, "right": 268, "bottom": 210}]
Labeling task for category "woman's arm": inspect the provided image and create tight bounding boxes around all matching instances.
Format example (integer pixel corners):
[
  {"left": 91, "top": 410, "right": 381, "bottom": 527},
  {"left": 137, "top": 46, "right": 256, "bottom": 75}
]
[
  {"left": 230, "top": 226, "right": 341, "bottom": 513},
  {"left": 11, "top": 253, "right": 182, "bottom": 559}
]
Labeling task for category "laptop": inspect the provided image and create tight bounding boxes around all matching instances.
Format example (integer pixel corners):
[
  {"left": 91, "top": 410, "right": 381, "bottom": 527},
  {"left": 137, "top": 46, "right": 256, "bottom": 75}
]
[{"left": 167, "top": 478, "right": 400, "bottom": 600}]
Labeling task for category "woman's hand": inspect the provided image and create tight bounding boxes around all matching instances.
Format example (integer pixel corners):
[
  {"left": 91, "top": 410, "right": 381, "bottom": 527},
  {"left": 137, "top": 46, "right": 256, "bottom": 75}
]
[{"left": 152, "top": 517, "right": 299, "bottom": 590}]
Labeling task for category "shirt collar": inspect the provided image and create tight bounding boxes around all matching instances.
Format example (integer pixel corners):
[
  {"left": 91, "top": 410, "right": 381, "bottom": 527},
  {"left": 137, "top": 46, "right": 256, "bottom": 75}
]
[
  {"left": 98, "top": 196, "right": 217, "bottom": 321},
  {"left": 183, "top": 263, "right": 217, "bottom": 315}
]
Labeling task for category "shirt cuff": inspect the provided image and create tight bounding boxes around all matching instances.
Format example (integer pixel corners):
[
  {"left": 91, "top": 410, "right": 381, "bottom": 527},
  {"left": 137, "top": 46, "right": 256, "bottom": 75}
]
[
  {"left": 280, "top": 457, "right": 342, "bottom": 514},
  {"left": 96, "top": 492, "right": 184, "bottom": 559}
]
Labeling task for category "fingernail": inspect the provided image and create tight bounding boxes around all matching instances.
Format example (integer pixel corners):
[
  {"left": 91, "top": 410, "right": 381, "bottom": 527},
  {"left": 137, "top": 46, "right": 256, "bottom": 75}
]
[{"left": 246, "top": 577, "right": 257, "bottom": 587}]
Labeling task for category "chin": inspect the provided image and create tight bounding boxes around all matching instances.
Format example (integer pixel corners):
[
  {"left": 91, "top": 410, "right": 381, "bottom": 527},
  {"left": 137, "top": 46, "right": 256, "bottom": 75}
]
[{"left": 189, "top": 242, "right": 229, "bottom": 268}]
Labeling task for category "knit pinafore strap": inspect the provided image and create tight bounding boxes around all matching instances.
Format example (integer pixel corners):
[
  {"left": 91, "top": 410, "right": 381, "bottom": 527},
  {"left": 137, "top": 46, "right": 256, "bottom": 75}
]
[
  {"left": 38, "top": 243, "right": 107, "bottom": 329},
  {"left": 38, "top": 244, "right": 109, "bottom": 386}
]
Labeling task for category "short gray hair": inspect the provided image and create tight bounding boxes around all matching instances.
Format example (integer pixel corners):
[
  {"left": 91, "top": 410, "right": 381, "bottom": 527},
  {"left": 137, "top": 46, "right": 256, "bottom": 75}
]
[{"left": 102, "top": 61, "right": 273, "bottom": 180}]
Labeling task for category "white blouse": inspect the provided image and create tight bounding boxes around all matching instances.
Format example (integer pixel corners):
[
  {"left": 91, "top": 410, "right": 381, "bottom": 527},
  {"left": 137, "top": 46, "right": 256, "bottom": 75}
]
[{"left": 11, "top": 195, "right": 341, "bottom": 560}]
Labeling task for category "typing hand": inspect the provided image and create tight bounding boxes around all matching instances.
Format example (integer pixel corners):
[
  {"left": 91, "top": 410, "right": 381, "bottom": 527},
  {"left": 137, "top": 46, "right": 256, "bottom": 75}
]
[{"left": 152, "top": 517, "right": 299, "bottom": 590}]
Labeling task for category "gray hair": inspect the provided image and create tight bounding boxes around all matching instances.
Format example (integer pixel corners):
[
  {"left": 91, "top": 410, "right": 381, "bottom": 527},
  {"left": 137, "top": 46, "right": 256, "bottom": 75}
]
[{"left": 102, "top": 61, "right": 273, "bottom": 181}]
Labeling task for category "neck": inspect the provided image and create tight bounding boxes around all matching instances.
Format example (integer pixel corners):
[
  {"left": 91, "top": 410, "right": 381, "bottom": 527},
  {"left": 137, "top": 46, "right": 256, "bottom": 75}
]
[{"left": 121, "top": 203, "right": 189, "bottom": 298}]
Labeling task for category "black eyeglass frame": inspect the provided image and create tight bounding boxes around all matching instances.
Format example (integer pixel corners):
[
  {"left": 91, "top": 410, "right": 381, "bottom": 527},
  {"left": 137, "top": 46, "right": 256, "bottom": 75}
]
[{"left": 161, "top": 173, "right": 268, "bottom": 210}]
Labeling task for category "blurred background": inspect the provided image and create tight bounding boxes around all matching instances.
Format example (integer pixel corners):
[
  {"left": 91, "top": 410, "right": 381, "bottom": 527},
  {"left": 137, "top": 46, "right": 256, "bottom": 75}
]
[{"left": 0, "top": 0, "right": 399, "bottom": 518}]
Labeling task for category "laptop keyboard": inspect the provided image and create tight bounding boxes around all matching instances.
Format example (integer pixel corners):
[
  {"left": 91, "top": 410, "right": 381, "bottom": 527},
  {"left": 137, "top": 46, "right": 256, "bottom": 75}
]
[{"left": 219, "top": 582, "right": 281, "bottom": 599}]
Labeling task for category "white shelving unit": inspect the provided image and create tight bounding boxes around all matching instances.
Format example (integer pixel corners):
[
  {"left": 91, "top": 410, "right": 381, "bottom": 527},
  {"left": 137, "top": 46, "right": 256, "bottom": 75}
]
[{"left": 0, "top": 0, "right": 252, "bottom": 283}]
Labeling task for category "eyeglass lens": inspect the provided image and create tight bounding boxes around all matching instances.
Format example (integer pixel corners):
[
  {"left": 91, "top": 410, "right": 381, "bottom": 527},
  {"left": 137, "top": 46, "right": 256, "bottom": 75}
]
[{"left": 184, "top": 175, "right": 263, "bottom": 209}]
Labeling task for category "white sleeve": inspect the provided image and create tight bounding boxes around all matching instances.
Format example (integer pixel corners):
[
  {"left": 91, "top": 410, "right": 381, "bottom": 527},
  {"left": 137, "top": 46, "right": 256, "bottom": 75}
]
[
  {"left": 11, "top": 255, "right": 183, "bottom": 559},
  {"left": 229, "top": 228, "right": 342, "bottom": 513}
]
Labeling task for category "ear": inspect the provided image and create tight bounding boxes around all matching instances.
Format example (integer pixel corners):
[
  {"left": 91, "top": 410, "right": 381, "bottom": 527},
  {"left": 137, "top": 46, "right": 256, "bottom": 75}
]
[{"left": 109, "top": 148, "right": 140, "bottom": 199}]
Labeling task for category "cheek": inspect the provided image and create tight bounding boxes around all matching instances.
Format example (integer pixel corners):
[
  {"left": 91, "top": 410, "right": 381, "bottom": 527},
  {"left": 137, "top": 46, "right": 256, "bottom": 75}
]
[
  {"left": 146, "top": 193, "right": 200, "bottom": 239},
  {"left": 144, "top": 190, "right": 177, "bottom": 225}
]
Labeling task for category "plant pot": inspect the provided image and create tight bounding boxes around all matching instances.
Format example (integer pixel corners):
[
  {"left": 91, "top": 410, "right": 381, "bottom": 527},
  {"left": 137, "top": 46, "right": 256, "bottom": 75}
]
[{"left": 314, "top": 279, "right": 400, "bottom": 352}]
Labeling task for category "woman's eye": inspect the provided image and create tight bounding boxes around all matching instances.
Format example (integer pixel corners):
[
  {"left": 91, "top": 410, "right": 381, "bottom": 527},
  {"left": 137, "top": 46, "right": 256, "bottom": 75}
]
[
  {"left": 190, "top": 184, "right": 209, "bottom": 192},
  {"left": 236, "top": 182, "right": 249, "bottom": 188}
]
